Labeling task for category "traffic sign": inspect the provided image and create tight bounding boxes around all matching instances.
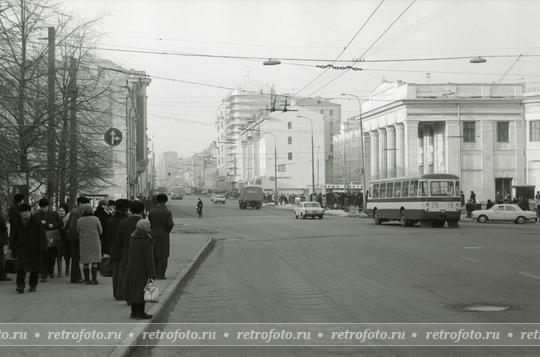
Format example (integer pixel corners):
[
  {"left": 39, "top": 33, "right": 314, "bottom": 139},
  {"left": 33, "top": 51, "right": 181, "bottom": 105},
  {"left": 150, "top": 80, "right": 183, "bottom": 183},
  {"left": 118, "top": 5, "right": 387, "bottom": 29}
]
[{"left": 104, "top": 128, "right": 122, "bottom": 146}]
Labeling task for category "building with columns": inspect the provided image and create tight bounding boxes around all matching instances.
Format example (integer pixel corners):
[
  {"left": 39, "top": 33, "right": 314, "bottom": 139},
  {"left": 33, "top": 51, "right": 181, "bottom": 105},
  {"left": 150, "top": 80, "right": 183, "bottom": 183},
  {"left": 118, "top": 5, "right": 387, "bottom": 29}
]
[{"left": 334, "top": 80, "right": 540, "bottom": 204}]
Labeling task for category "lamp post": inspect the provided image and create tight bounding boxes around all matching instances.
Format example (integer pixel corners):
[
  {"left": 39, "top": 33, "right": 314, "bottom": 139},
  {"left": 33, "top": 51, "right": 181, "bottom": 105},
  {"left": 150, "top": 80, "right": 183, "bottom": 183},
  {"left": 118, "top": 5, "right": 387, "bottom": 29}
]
[
  {"left": 265, "top": 132, "right": 278, "bottom": 205},
  {"left": 296, "top": 115, "right": 316, "bottom": 199},
  {"left": 340, "top": 93, "right": 367, "bottom": 215}
]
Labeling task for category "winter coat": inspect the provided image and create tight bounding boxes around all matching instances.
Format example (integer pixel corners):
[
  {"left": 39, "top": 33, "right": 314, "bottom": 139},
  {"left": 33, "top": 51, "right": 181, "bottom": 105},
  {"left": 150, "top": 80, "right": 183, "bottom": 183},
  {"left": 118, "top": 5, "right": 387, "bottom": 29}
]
[
  {"left": 94, "top": 206, "right": 112, "bottom": 254},
  {"left": 107, "top": 212, "right": 129, "bottom": 260},
  {"left": 9, "top": 215, "right": 47, "bottom": 272},
  {"left": 148, "top": 205, "right": 174, "bottom": 259},
  {"left": 118, "top": 215, "right": 142, "bottom": 272},
  {"left": 34, "top": 209, "right": 63, "bottom": 259},
  {"left": 77, "top": 214, "right": 103, "bottom": 264},
  {"left": 124, "top": 230, "right": 156, "bottom": 303},
  {"left": 67, "top": 207, "right": 82, "bottom": 241}
]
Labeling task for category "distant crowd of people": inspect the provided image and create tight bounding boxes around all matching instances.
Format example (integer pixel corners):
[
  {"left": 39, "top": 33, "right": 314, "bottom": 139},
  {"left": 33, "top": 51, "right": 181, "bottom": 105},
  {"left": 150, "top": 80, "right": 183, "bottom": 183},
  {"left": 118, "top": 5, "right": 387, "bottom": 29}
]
[
  {"left": 0, "top": 193, "right": 174, "bottom": 320},
  {"left": 462, "top": 190, "right": 540, "bottom": 219}
]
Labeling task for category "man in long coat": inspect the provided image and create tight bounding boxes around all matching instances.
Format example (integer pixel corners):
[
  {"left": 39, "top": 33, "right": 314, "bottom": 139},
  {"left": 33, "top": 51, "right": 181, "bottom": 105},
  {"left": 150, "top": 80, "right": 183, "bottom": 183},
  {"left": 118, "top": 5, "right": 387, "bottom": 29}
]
[
  {"left": 9, "top": 204, "right": 47, "bottom": 293},
  {"left": 148, "top": 194, "right": 174, "bottom": 279},
  {"left": 67, "top": 196, "right": 90, "bottom": 283},
  {"left": 107, "top": 199, "right": 130, "bottom": 300}
]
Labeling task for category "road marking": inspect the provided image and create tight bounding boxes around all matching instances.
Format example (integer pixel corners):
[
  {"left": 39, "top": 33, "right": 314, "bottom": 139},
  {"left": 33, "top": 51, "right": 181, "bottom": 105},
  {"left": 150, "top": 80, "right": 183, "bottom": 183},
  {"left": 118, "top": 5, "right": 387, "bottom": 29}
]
[
  {"left": 463, "top": 247, "right": 483, "bottom": 249},
  {"left": 520, "top": 272, "right": 540, "bottom": 280},
  {"left": 462, "top": 257, "right": 480, "bottom": 263}
]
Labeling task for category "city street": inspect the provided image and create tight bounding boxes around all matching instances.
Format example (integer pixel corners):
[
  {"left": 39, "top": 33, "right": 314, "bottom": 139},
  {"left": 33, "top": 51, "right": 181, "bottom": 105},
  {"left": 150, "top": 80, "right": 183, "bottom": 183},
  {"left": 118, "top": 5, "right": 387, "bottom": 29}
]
[{"left": 131, "top": 195, "right": 540, "bottom": 356}]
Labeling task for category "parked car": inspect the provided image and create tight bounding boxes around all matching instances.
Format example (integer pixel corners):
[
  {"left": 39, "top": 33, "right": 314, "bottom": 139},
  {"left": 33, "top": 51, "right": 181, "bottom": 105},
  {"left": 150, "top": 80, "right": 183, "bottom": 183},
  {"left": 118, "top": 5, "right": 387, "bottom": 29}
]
[
  {"left": 294, "top": 201, "right": 325, "bottom": 219},
  {"left": 472, "top": 204, "right": 537, "bottom": 224},
  {"left": 214, "top": 194, "right": 226, "bottom": 204}
]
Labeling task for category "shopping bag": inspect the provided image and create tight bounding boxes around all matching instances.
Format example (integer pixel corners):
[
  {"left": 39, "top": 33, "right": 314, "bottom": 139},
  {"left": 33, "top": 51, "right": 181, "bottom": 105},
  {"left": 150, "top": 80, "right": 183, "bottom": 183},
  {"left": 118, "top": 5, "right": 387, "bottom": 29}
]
[
  {"left": 143, "top": 279, "right": 159, "bottom": 303},
  {"left": 46, "top": 230, "right": 62, "bottom": 248},
  {"left": 100, "top": 256, "right": 112, "bottom": 277}
]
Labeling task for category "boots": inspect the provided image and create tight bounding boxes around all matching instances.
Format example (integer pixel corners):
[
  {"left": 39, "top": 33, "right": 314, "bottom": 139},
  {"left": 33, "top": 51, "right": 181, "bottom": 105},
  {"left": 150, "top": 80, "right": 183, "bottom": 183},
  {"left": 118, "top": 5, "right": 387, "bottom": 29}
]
[
  {"left": 57, "top": 258, "right": 62, "bottom": 278},
  {"left": 91, "top": 266, "right": 99, "bottom": 285},
  {"left": 65, "top": 258, "right": 70, "bottom": 276},
  {"left": 83, "top": 267, "right": 91, "bottom": 284}
]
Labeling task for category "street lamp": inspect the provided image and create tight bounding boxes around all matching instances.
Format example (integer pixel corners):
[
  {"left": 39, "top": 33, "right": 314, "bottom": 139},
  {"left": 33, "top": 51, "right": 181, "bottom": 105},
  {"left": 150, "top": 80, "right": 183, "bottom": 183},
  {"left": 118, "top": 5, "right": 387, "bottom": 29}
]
[
  {"left": 265, "top": 132, "right": 279, "bottom": 206},
  {"left": 296, "top": 115, "right": 316, "bottom": 199},
  {"left": 339, "top": 93, "right": 367, "bottom": 215}
]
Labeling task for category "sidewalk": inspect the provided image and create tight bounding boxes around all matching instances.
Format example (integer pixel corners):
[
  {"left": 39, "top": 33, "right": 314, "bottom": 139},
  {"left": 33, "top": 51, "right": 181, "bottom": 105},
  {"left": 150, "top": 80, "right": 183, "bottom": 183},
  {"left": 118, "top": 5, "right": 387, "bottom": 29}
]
[{"left": 0, "top": 227, "right": 215, "bottom": 357}]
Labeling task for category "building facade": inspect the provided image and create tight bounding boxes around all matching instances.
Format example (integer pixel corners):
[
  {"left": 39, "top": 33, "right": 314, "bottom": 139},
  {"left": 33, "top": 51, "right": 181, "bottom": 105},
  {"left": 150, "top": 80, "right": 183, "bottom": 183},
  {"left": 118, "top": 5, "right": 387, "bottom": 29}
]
[
  {"left": 333, "top": 80, "right": 540, "bottom": 203},
  {"left": 238, "top": 107, "right": 325, "bottom": 195}
]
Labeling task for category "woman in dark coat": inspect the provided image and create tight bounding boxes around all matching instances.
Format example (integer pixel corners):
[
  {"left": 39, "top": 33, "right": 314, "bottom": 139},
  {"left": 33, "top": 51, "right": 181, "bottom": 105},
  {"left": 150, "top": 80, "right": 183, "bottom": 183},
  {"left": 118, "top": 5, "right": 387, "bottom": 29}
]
[
  {"left": 107, "top": 199, "right": 129, "bottom": 300},
  {"left": 125, "top": 219, "right": 156, "bottom": 320},
  {"left": 34, "top": 198, "right": 63, "bottom": 282},
  {"left": 58, "top": 203, "right": 71, "bottom": 277},
  {"left": 9, "top": 204, "right": 48, "bottom": 293}
]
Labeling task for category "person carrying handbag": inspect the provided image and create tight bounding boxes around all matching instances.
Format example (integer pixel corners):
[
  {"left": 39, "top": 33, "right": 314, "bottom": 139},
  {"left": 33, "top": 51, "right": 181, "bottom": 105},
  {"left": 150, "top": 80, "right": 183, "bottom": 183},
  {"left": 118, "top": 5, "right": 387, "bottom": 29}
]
[{"left": 124, "top": 219, "right": 156, "bottom": 320}]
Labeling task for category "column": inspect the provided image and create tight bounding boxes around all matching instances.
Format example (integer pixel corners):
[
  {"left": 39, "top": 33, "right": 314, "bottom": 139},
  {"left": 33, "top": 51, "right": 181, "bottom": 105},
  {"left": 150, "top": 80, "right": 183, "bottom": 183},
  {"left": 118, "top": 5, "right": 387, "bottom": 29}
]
[
  {"left": 370, "top": 131, "right": 379, "bottom": 181},
  {"left": 378, "top": 128, "right": 387, "bottom": 179},
  {"left": 395, "top": 124, "right": 405, "bottom": 177},
  {"left": 404, "top": 121, "right": 420, "bottom": 176},
  {"left": 386, "top": 126, "right": 396, "bottom": 178}
]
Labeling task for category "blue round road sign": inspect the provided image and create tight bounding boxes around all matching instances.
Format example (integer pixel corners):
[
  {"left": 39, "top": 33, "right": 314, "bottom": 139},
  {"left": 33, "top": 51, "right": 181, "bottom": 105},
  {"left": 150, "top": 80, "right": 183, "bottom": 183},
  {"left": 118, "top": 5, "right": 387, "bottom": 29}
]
[{"left": 104, "top": 128, "right": 122, "bottom": 146}]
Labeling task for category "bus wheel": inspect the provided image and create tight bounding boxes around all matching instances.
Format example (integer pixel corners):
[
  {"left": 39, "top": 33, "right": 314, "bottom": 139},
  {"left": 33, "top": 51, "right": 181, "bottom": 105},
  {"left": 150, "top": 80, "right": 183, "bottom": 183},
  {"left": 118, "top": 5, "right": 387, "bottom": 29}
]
[
  {"left": 400, "top": 210, "right": 410, "bottom": 227},
  {"left": 373, "top": 209, "right": 382, "bottom": 225}
]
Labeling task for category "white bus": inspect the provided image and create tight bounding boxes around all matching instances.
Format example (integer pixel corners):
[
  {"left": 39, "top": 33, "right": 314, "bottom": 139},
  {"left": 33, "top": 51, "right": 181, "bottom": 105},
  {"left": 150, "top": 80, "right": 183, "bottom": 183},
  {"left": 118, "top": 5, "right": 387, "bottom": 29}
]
[
  {"left": 368, "top": 173, "right": 461, "bottom": 228},
  {"left": 171, "top": 186, "right": 185, "bottom": 200}
]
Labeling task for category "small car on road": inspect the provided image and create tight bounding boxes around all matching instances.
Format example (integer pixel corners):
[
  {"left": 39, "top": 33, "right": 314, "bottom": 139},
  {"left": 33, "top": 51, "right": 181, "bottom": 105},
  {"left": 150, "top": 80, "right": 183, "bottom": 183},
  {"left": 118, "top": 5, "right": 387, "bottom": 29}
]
[
  {"left": 294, "top": 201, "right": 325, "bottom": 219},
  {"left": 214, "top": 194, "right": 226, "bottom": 204},
  {"left": 471, "top": 204, "right": 538, "bottom": 224}
]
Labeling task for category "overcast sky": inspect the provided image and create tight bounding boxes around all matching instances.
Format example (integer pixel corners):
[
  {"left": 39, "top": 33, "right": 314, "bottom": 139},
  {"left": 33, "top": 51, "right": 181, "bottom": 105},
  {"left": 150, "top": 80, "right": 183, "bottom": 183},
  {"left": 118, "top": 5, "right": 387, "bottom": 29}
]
[{"left": 67, "top": 0, "right": 540, "bottom": 158}]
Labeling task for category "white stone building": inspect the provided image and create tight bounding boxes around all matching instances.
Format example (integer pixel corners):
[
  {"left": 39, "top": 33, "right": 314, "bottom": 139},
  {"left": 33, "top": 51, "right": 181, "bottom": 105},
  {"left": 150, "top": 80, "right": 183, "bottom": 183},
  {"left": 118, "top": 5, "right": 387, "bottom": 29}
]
[{"left": 333, "top": 81, "right": 540, "bottom": 204}]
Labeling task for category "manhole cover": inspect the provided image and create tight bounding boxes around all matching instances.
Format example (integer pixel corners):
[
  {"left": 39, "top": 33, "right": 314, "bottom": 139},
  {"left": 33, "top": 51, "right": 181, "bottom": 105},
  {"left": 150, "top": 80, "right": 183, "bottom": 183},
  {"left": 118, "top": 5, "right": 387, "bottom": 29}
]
[{"left": 465, "top": 305, "right": 508, "bottom": 312}]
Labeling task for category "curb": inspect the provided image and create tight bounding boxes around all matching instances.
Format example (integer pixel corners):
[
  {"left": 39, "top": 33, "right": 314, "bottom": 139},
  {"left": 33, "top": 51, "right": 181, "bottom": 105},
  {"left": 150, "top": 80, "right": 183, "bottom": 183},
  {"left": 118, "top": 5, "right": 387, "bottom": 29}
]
[{"left": 108, "top": 237, "right": 216, "bottom": 357}]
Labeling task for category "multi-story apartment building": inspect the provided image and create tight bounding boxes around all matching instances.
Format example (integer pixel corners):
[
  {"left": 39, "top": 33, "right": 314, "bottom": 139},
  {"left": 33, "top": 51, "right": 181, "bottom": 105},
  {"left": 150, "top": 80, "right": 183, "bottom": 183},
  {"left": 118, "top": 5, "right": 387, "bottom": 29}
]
[
  {"left": 333, "top": 80, "right": 540, "bottom": 203},
  {"left": 238, "top": 107, "right": 325, "bottom": 196},
  {"left": 216, "top": 80, "right": 341, "bottom": 192}
]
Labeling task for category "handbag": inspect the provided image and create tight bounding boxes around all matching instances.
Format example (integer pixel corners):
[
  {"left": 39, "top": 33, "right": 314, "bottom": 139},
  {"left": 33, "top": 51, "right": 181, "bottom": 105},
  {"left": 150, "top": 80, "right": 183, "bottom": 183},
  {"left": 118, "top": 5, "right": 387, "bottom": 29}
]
[
  {"left": 143, "top": 278, "right": 159, "bottom": 303},
  {"left": 100, "top": 256, "right": 113, "bottom": 277},
  {"left": 45, "top": 230, "right": 62, "bottom": 248},
  {"left": 4, "top": 258, "right": 17, "bottom": 274}
]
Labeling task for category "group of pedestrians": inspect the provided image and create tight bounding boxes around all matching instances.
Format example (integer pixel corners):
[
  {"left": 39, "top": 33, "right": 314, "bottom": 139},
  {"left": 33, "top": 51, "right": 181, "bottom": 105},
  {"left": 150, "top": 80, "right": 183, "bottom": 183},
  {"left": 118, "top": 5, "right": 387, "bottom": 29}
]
[{"left": 0, "top": 192, "right": 174, "bottom": 320}]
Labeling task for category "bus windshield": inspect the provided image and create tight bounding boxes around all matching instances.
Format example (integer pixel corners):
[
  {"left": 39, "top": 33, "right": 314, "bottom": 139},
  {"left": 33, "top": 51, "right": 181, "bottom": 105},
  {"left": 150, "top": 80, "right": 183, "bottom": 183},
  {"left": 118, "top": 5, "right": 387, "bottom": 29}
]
[{"left": 430, "top": 181, "right": 455, "bottom": 196}]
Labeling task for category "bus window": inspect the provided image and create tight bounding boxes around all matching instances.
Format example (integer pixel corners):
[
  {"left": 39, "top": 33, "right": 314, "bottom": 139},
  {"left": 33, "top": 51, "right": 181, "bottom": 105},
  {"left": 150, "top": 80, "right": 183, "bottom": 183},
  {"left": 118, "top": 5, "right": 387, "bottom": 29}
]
[
  {"left": 430, "top": 181, "right": 454, "bottom": 196},
  {"left": 386, "top": 183, "right": 393, "bottom": 198},
  {"left": 380, "top": 183, "right": 386, "bottom": 198},
  {"left": 394, "top": 182, "right": 401, "bottom": 197},
  {"left": 455, "top": 181, "right": 460, "bottom": 196},
  {"left": 372, "top": 184, "right": 379, "bottom": 199},
  {"left": 402, "top": 181, "right": 409, "bottom": 197},
  {"left": 419, "top": 181, "right": 428, "bottom": 196},
  {"left": 410, "top": 180, "right": 418, "bottom": 197}
]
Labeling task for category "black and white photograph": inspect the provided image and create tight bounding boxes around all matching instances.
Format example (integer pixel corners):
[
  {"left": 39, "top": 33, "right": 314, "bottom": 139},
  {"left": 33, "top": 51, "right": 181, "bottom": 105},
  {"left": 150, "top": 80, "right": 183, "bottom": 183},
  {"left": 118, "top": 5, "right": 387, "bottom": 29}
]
[{"left": 1, "top": 0, "right": 540, "bottom": 356}]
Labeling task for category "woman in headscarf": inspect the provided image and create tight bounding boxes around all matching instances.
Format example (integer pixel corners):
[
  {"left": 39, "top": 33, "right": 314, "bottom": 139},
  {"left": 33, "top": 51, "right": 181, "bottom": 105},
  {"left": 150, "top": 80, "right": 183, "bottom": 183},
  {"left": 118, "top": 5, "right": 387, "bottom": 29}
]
[
  {"left": 77, "top": 204, "right": 103, "bottom": 284},
  {"left": 124, "top": 219, "right": 156, "bottom": 320}
]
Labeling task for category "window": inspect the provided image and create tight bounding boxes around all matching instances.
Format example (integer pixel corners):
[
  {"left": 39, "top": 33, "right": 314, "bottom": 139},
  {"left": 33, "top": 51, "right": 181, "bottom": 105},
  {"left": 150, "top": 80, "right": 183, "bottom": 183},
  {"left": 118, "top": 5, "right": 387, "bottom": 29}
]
[
  {"left": 386, "top": 183, "right": 393, "bottom": 198},
  {"left": 372, "top": 184, "right": 379, "bottom": 199},
  {"left": 330, "top": 109, "right": 333, "bottom": 116},
  {"left": 505, "top": 206, "right": 515, "bottom": 212},
  {"left": 288, "top": 122, "right": 292, "bottom": 130},
  {"left": 463, "top": 122, "right": 476, "bottom": 142},
  {"left": 379, "top": 183, "right": 386, "bottom": 198},
  {"left": 530, "top": 121, "right": 540, "bottom": 142},
  {"left": 497, "top": 122, "right": 509, "bottom": 142},
  {"left": 288, "top": 152, "right": 293, "bottom": 160},
  {"left": 410, "top": 180, "right": 418, "bottom": 197},
  {"left": 402, "top": 181, "right": 409, "bottom": 197},
  {"left": 430, "top": 181, "right": 454, "bottom": 196},
  {"left": 394, "top": 182, "right": 402, "bottom": 197},
  {"left": 419, "top": 181, "right": 428, "bottom": 196},
  {"left": 288, "top": 137, "right": 293, "bottom": 145},
  {"left": 330, "top": 121, "right": 334, "bottom": 130}
]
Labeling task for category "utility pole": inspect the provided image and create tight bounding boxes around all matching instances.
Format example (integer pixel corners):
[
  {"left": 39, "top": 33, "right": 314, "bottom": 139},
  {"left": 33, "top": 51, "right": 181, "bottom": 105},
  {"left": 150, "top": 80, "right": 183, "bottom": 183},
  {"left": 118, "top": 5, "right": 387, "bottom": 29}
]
[
  {"left": 68, "top": 57, "right": 78, "bottom": 210},
  {"left": 47, "top": 27, "right": 56, "bottom": 204}
]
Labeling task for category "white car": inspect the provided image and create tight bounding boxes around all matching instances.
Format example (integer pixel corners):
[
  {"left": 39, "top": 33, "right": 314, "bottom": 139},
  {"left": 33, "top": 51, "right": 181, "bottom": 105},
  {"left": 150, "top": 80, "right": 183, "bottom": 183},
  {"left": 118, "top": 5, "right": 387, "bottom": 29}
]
[
  {"left": 214, "top": 194, "right": 226, "bottom": 204},
  {"left": 294, "top": 201, "right": 325, "bottom": 219},
  {"left": 472, "top": 204, "right": 538, "bottom": 224}
]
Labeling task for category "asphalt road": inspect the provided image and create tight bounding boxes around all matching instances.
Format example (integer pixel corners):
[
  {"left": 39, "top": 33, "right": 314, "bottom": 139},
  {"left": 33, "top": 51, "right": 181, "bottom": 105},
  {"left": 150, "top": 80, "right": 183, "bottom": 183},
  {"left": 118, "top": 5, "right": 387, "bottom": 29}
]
[{"left": 131, "top": 195, "right": 540, "bottom": 357}]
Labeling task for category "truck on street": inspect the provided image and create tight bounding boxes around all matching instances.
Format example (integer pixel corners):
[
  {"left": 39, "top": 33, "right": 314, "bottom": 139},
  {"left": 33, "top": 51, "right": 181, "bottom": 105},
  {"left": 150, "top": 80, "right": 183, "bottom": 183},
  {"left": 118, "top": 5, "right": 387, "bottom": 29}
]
[{"left": 239, "top": 186, "right": 264, "bottom": 209}]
